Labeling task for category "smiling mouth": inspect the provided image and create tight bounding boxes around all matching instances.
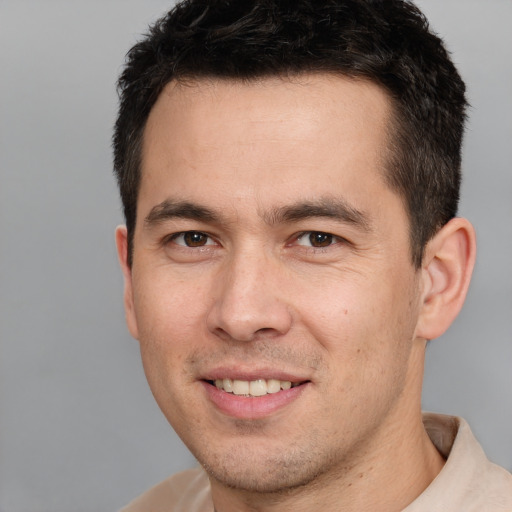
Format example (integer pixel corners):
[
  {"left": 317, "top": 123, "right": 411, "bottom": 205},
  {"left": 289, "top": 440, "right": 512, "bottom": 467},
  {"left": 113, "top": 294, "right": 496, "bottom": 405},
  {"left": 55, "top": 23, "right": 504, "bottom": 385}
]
[{"left": 206, "top": 378, "right": 305, "bottom": 397}]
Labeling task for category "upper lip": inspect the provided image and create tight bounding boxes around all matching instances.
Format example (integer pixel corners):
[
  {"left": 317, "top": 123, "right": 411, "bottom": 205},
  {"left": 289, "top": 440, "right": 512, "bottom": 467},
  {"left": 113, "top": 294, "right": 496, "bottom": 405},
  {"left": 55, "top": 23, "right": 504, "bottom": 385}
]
[{"left": 200, "top": 366, "right": 311, "bottom": 384}]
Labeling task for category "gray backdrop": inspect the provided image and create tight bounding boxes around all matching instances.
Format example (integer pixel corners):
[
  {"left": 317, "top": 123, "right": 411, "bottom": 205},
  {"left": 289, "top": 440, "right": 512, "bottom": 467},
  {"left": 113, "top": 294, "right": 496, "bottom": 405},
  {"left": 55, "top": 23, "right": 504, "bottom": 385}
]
[{"left": 1, "top": 1, "right": 510, "bottom": 511}]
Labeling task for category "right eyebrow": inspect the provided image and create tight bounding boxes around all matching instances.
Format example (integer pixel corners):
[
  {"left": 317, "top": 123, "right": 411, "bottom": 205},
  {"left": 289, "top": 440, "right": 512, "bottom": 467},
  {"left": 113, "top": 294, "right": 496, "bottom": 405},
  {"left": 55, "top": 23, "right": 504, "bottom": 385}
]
[{"left": 143, "top": 199, "right": 220, "bottom": 228}]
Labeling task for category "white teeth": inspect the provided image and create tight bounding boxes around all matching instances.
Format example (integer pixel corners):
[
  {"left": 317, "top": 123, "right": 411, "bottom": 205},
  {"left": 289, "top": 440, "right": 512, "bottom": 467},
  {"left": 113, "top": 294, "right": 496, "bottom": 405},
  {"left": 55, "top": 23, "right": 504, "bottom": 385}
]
[
  {"left": 223, "top": 378, "right": 233, "bottom": 393},
  {"left": 232, "top": 380, "right": 250, "bottom": 395},
  {"left": 249, "top": 379, "right": 267, "bottom": 397},
  {"left": 267, "top": 379, "right": 281, "bottom": 394},
  {"left": 213, "top": 378, "right": 299, "bottom": 396}
]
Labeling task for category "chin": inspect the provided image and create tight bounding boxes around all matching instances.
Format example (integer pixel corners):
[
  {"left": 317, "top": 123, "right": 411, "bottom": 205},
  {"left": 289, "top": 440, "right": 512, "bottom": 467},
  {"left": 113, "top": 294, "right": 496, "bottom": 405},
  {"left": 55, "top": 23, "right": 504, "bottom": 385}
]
[{"left": 195, "top": 441, "right": 337, "bottom": 494}]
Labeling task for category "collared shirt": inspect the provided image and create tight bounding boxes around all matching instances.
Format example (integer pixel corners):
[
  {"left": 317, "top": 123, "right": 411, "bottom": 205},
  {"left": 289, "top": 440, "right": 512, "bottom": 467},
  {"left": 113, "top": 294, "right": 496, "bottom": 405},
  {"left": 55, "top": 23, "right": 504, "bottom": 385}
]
[{"left": 120, "top": 413, "right": 512, "bottom": 512}]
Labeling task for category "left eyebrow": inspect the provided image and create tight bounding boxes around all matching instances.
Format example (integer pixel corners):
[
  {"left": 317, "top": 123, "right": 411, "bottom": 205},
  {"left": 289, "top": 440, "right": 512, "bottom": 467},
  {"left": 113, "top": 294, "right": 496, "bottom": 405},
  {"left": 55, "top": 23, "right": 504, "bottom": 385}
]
[{"left": 264, "top": 197, "right": 372, "bottom": 232}]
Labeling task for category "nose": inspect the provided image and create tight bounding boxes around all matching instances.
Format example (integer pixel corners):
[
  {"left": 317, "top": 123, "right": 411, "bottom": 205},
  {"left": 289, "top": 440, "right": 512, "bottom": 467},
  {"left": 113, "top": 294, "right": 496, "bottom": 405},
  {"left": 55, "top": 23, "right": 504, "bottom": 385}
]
[{"left": 206, "top": 251, "right": 293, "bottom": 342}]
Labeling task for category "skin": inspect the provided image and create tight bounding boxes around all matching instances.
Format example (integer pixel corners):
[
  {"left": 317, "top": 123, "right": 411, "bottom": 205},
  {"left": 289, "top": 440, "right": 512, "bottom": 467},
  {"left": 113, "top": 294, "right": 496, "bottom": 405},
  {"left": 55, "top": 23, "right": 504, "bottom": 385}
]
[{"left": 116, "top": 75, "right": 476, "bottom": 511}]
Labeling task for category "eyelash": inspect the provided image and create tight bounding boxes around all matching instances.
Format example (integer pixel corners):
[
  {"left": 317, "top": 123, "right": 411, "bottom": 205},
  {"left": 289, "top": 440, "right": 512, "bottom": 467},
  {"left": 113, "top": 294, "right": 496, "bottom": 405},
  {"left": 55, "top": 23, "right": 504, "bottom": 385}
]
[
  {"left": 164, "top": 230, "right": 345, "bottom": 249},
  {"left": 292, "top": 231, "right": 345, "bottom": 249},
  {"left": 166, "top": 231, "right": 217, "bottom": 248}
]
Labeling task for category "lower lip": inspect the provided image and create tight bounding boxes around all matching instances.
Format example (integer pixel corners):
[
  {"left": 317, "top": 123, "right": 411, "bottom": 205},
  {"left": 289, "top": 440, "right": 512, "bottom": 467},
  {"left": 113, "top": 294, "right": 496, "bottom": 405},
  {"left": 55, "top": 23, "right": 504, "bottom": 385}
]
[{"left": 202, "top": 381, "right": 308, "bottom": 419}]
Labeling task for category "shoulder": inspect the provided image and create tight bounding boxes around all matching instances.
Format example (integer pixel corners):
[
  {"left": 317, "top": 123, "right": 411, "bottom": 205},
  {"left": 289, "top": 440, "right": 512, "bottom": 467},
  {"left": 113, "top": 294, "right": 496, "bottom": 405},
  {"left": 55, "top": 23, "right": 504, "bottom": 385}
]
[
  {"left": 405, "top": 413, "right": 512, "bottom": 511},
  {"left": 119, "top": 467, "right": 213, "bottom": 512}
]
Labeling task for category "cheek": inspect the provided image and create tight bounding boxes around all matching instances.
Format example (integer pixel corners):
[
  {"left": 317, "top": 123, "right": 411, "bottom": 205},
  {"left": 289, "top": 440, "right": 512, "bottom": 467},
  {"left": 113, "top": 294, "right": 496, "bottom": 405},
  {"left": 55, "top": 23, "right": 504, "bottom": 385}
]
[
  {"left": 301, "top": 269, "right": 417, "bottom": 377},
  {"left": 135, "top": 269, "right": 207, "bottom": 335},
  {"left": 297, "top": 273, "right": 374, "bottom": 348},
  {"left": 133, "top": 274, "right": 208, "bottom": 387}
]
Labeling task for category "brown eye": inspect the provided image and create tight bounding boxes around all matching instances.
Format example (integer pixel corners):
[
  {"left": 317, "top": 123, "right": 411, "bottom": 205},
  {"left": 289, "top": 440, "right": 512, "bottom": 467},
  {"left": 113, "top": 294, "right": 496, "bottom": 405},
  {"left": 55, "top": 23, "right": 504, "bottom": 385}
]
[
  {"left": 183, "top": 231, "right": 209, "bottom": 247},
  {"left": 308, "top": 232, "right": 333, "bottom": 247},
  {"left": 170, "top": 231, "right": 214, "bottom": 247},
  {"left": 294, "top": 231, "right": 338, "bottom": 248}
]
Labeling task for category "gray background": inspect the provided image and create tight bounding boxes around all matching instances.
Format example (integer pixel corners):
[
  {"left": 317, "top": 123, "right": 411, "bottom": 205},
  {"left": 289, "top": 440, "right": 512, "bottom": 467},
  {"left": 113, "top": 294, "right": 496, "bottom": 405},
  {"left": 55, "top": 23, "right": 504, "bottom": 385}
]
[{"left": 0, "top": 1, "right": 510, "bottom": 511}]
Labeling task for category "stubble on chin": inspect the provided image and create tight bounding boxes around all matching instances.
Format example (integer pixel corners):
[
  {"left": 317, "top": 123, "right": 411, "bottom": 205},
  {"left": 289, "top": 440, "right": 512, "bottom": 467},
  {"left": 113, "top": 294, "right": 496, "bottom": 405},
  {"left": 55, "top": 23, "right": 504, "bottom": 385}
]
[{"left": 197, "top": 427, "right": 353, "bottom": 496}]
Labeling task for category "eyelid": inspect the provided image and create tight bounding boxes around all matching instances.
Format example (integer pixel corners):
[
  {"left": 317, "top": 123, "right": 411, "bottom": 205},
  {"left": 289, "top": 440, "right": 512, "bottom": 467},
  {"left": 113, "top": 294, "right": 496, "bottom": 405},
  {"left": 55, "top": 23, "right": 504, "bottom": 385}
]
[
  {"left": 165, "top": 230, "right": 218, "bottom": 247},
  {"left": 161, "top": 229, "right": 347, "bottom": 249},
  {"left": 291, "top": 231, "right": 346, "bottom": 248}
]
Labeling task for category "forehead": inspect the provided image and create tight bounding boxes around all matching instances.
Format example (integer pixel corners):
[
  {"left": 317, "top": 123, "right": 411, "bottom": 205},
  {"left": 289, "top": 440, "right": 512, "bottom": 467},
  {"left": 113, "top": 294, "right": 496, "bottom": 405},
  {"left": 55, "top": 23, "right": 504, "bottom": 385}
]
[{"left": 140, "top": 74, "right": 397, "bottom": 219}]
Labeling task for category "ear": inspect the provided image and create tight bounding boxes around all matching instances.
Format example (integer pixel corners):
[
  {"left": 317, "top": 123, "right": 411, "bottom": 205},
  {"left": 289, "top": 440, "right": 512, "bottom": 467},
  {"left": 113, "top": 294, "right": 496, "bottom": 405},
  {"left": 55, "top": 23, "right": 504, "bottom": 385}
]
[
  {"left": 115, "top": 225, "right": 139, "bottom": 340},
  {"left": 415, "top": 217, "right": 476, "bottom": 340}
]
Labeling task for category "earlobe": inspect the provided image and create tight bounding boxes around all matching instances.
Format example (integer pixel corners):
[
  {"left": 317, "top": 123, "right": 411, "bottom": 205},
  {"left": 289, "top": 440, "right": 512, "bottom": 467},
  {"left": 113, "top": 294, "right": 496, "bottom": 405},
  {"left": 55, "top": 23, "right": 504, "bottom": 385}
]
[
  {"left": 415, "top": 218, "right": 476, "bottom": 341},
  {"left": 115, "top": 225, "right": 139, "bottom": 340}
]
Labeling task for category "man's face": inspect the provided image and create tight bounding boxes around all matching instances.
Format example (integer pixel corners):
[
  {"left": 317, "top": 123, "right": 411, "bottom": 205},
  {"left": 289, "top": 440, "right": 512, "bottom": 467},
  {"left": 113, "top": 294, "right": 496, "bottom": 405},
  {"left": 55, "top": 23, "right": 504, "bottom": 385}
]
[{"left": 120, "top": 75, "right": 427, "bottom": 493}]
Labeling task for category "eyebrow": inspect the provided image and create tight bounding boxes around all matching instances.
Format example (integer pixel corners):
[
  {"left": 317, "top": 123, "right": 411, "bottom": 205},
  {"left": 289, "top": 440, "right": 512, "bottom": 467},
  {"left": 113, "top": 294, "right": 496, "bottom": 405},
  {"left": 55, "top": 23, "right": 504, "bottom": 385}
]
[
  {"left": 144, "top": 197, "right": 371, "bottom": 231},
  {"left": 264, "top": 198, "right": 372, "bottom": 231},
  {"left": 144, "top": 199, "right": 220, "bottom": 227}
]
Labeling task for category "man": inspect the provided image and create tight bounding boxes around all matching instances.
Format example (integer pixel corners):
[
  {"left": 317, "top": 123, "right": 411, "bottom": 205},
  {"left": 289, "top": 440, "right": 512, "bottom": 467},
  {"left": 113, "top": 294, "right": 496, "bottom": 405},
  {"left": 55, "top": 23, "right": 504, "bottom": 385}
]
[{"left": 113, "top": 1, "right": 512, "bottom": 510}]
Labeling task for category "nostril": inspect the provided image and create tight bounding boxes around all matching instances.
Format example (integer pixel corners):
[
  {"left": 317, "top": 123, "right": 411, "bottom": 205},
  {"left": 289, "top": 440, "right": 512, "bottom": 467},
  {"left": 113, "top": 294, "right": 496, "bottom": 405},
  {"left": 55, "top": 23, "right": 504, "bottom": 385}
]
[{"left": 254, "top": 327, "right": 282, "bottom": 337}]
